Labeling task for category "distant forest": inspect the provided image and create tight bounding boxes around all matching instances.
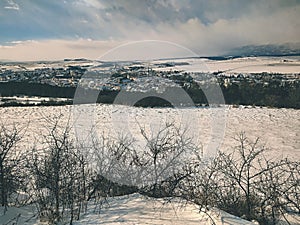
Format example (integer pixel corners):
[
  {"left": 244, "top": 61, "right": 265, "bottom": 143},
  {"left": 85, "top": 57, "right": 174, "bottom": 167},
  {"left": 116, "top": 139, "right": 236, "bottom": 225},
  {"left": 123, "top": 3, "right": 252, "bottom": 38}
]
[{"left": 0, "top": 79, "right": 299, "bottom": 109}]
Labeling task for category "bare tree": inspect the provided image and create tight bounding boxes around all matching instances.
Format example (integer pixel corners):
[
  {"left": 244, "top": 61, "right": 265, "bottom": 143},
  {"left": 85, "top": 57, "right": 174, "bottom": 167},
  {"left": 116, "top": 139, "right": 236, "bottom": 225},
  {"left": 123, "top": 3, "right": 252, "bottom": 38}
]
[
  {"left": 90, "top": 133, "right": 140, "bottom": 200},
  {"left": 0, "top": 123, "right": 25, "bottom": 213},
  {"left": 90, "top": 121, "right": 200, "bottom": 199},
  {"left": 138, "top": 121, "right": 199, "bottom": 197},
  {"left": 27, "top": 116, "right": 90, "bottom": 224}
]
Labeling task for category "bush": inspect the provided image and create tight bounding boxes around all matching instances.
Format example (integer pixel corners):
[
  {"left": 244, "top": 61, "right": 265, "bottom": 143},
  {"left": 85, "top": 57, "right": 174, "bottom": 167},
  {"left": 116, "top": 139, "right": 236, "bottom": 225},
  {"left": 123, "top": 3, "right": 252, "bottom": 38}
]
[{"left": 180, "top": 133, "right": 299, "bottom": 224}]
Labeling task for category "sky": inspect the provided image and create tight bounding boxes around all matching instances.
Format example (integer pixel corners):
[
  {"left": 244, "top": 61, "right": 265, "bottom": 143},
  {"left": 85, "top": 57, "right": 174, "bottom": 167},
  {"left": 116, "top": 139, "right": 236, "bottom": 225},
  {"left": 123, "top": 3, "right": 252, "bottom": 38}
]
[{"left": 0, "top": 0, "right": 299, "bottom": 61}]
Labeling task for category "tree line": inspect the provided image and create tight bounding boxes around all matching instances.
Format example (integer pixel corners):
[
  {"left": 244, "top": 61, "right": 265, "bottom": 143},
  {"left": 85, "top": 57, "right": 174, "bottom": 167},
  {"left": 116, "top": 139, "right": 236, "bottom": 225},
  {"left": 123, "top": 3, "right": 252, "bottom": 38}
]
[{"left": 1, "top": 73, "right": 299, "bottom": 109}]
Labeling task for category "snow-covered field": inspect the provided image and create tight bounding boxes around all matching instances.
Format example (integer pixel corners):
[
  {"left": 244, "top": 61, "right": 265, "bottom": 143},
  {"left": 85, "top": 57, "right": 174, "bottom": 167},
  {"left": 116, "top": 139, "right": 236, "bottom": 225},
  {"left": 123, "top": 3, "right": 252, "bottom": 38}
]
[
  {"left": 0, "top": 106, "right": 298, "bottom": 225},
  {"left": 152, "top": 56, "right": 300, "bottom": 73},
  {"left": 2, "top": 56, "right": 300, "bottom": 74},
  {"left": 1, "top": 104, "right": 299, "bottom": 159}
]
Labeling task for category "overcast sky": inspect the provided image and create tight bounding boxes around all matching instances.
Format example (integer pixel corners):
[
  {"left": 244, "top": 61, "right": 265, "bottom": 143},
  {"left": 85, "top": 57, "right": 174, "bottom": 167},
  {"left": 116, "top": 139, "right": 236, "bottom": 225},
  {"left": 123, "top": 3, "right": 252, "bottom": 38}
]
[{"left": 0, "top": 0, "right": 299, "bottom": 61}]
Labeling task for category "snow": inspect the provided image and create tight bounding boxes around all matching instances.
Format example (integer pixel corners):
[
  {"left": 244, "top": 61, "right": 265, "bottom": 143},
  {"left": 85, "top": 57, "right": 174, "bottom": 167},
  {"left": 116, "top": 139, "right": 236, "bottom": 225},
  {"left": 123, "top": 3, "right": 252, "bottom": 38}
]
[
  {"left": 1, "top": 104, "right": 299, "bottom": 160},
  {"left": 0, "top": 102, "right": 299, "bottom": 225},
  {"left": 0, "top": 193, "right": 258, "bottom": 225},
  {"left": 3, "top": 193, "right": 300, "bottom": 224},
  {"left": 0, "top": 60, "right": 95, "bottom": 72},
  {"left": 152, "top": 56, "right": 300, "bottom": 73},
  {"left": 0, "top": 205, "right": 38, "bottom": 225},
  {"left": 2, "top": 56, "right": 300, "bottom": 74},
  {"left": 73, "top": 193, "right": 257, "bottom": 225},
  {"left": 0, "top": 96, "right": 72, "bottom": 105},
  {"left": 205, "top": 57, "right": 300, "bottom": 73}
]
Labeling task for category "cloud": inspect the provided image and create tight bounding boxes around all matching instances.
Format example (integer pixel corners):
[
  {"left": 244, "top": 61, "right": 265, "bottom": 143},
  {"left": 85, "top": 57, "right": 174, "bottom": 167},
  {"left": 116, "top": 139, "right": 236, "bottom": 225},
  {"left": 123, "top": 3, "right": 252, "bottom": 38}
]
[
  {"left": 0, "top": 0, "right": 299, "bottom": 60},
  {"left": 76, "top": 0, "right": 105, "bottom": 9},
  {"left": 4, "top": 0, "right": 19, "bottom": 10}
]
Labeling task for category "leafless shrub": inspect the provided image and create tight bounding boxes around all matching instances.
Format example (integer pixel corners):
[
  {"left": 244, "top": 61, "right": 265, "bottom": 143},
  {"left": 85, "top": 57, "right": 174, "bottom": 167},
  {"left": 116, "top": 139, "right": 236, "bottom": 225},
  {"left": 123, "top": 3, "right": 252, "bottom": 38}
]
[
  {"left": 0, "top": 123, "right": 27, "bottom": 213},
  {"left": 180, "top": 132, "right": 299, "bottom": 225},
  {"left": 27, "top": 115, "right": 90, "bottom": 224},
  {"left": 91, "top": 121, "right": 201, "bottom": 198}
]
